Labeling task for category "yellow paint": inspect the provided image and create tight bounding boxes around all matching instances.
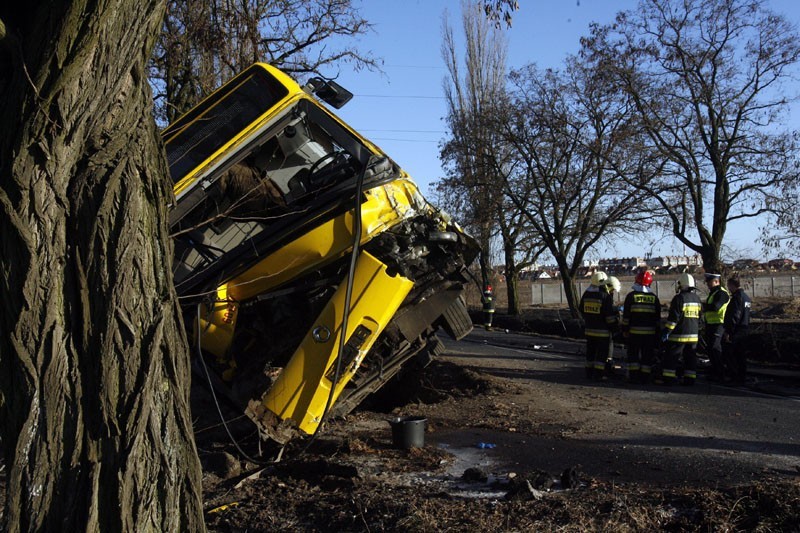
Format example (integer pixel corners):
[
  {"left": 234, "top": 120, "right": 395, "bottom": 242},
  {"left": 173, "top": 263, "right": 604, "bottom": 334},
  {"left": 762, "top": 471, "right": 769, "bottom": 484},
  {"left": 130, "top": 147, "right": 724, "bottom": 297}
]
[
  {"left": 197, "top": 179, "right": 425, "bottom": 358},
  {"left": 261, "top": 250, "right": 413, "bottom": 434}
]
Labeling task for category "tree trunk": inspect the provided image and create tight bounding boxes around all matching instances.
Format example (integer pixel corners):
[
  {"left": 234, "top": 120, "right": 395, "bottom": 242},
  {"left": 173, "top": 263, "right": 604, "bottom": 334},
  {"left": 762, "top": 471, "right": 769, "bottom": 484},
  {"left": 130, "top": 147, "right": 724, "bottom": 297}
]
[
  {"left": 502, "top": 238, "right": 521, "bottom": 316},
  {"left": 0, "top": 2, "right": 205, "bottom": 531},
  {"left": 554, "top": 256, "right": 580, "bottom": 318}
]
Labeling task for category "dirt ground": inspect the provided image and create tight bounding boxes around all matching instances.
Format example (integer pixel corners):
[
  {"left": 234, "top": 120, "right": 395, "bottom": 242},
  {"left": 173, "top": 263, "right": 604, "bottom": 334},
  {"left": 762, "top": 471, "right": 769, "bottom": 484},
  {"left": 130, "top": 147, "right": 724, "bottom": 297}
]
[
  {"left": 197, "top": 359, "right": 800, "bottom": 532},
  {"left": 197, "top": 299, "right": 800, "bottom": 532}
]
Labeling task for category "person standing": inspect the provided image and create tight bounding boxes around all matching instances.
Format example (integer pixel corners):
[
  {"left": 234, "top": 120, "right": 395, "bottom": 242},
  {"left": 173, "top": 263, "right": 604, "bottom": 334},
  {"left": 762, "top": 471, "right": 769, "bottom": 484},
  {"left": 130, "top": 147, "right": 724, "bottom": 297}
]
[
  {"left": 703, "top": 272, "right": 731, "bottom": 381},
  {"left": 660, "top": 273, "right": 702, "bottom": 386},
  {"left": 482, "top": 284, "right": 495, "bottom": 331},
  {"left": 621, "top": 270, "right": 661, "bottom": 384},
  {"left": 723, "top": 276, "right": 752, "bottom": 384},
  {"left": 580, "top": 271, "right": 619, "bottom": 381}
]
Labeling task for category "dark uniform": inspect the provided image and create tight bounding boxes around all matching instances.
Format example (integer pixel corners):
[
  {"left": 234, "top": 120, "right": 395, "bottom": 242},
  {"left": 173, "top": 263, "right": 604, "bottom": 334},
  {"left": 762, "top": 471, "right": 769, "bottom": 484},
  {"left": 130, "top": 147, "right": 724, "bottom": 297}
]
[
  {"left": 482, "top": 286, "right": 495, "bottom": 330},
  {"left": 723, "top": 286, "right": 751, "bottom": 383},
  {"left": 704, "top": 283, "right": 730, "bottom": 380},
  {"left": 580, "top": 286, "right": 619, "bottom": 380},
  {"left": 662, "top": 288, "right": 702, "bottom": 385},
  {"left": 621, "top": 288, "right": 661, "bottom": 383}
]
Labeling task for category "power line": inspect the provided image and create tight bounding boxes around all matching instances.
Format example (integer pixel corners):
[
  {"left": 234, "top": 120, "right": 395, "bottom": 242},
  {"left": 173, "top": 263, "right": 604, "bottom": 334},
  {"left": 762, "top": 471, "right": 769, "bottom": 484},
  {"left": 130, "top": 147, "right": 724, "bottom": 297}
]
[
  {"left": 370, "top": 137, "right": 440, "bottom": 143},
  {"left": 355, "top": 94, "right": 445, "bottom": 100},
  {"left": 358, "top": 128, "right": 446, "bottom": 133}
]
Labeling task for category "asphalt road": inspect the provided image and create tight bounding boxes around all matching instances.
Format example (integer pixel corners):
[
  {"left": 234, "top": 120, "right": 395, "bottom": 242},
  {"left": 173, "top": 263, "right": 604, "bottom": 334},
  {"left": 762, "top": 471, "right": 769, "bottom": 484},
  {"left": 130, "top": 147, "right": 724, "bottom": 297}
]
[{"left": 432, "top": 327, "right": 800, "bottom": 488}]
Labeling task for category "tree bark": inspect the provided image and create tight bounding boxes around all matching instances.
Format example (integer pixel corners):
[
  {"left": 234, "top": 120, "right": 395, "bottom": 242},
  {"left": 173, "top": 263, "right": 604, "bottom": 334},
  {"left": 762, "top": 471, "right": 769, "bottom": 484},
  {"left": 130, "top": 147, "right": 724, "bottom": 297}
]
[{"left": 0, "top": 1, "right": 204, "bottom": 531}]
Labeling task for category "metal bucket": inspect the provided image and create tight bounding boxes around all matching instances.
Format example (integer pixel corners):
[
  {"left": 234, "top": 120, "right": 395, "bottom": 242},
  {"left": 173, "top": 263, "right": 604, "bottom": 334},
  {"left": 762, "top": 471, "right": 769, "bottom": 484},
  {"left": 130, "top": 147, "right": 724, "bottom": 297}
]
[{"left": 389, "top": 416, "right": 427, "bottom": 449}]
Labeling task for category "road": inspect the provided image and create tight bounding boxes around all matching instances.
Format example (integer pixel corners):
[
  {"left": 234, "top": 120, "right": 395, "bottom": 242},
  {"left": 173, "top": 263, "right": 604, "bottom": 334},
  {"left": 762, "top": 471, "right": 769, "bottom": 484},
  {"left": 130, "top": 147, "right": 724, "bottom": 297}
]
[{"left": 429, "top": 328, "right": 800, "bottom": 487}]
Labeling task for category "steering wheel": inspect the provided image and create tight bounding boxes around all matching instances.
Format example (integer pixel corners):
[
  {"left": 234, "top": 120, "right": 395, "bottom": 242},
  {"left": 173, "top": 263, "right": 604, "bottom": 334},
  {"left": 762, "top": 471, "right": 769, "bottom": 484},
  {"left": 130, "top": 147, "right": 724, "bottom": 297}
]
[
  {"left": 307, "top": 151, "right": 341, "bottom": 177},
  {"left": 308, "top": 151, "right": 350, "bottom": 185}
]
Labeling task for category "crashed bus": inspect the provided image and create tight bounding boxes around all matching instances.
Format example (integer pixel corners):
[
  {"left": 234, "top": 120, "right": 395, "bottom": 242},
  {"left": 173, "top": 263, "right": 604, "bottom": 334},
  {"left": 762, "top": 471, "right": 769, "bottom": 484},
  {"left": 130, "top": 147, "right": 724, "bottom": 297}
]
[{"left": 163, "top": 63, "right": 478, "bottom": 445}]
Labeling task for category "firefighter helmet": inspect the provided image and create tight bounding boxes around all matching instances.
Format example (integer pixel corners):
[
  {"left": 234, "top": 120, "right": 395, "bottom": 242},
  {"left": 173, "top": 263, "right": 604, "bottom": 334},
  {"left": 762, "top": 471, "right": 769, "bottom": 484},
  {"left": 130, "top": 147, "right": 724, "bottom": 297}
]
[
  {"left": 675, "top": 272, "right": 695, "bottom": 293},
  {"left": 590, "top": 271, "right": 608, "bottom": 286},
  {"left": 606, "top": 276, "right": 621, "bottom": 293},
  {"left": 635, "top": 270, "right": 653, "bottom": 287}
]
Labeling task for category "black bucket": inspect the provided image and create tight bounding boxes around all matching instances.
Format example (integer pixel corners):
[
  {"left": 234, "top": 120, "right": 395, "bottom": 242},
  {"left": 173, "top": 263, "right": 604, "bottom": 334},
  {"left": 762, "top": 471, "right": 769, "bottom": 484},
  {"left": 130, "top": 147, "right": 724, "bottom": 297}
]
[{"left": 389, "top": 416, "right": 427, "bottom": 449}]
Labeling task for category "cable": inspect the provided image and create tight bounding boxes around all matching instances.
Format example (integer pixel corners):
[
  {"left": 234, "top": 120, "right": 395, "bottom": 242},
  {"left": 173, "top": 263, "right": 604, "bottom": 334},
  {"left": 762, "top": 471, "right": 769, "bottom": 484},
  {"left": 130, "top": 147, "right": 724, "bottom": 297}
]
[{"left": 299, "top": 155, "right": 370, "bottom": 454}]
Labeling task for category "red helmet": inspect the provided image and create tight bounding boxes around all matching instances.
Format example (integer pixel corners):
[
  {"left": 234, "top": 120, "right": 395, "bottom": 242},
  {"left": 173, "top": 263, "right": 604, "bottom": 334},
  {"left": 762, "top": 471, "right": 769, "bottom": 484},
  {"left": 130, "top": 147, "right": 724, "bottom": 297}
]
[
  {"left": 635, "top": 270, "right": 653, "bottom": 287},
  {"left": 484, "top": 284, "right": 493, "bottom": 293}
]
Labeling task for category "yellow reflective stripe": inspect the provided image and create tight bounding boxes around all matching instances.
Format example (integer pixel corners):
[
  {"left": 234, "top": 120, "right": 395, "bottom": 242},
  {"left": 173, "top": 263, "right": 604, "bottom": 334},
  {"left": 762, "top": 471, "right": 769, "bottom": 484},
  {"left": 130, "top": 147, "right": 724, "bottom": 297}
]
[
  {"left": 629, "top": 327, "right": 656, "bottom": 334},
  {"left": 665, "top": 322, "right": 676, "bottom": 330},
  {"left": 593, "top": 362, "right": 606, "bottom": 370},
  {"left": 585, "top": 330, "right": 611, "bottom": 338},
  {"left": 620, "top": 318, "right": 630, "bottom": 326},
  {"left": 667, "top": 334, "right": 698, "bottom": 343},
  {"left": 630, "top": 305, "right": 655, "bottom": 312},
  {"left": 684, "top": 370, "right": 697, "bottom": 378},
  {"left": 662, "top": 369, "right": 677, "bottom": 378}
]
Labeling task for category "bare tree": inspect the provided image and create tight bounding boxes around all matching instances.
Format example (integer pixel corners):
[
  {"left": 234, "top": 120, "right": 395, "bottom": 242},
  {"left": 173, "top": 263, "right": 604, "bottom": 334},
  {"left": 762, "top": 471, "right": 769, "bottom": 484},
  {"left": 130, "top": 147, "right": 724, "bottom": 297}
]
[
  {"left": 0, "top": 2, "right": 204, "bottom": 530},
  {"left": 439, "top": 1, "right": 516, "bottom": 304},
  {"left": 495, "top": 62, "right": 646, "bottom": 316},
  {"left": 150, "top": 0, "right": 379, "bottom": 123},
  {"left": 586, "top": 0, "right": 800, "bottom": 273}
]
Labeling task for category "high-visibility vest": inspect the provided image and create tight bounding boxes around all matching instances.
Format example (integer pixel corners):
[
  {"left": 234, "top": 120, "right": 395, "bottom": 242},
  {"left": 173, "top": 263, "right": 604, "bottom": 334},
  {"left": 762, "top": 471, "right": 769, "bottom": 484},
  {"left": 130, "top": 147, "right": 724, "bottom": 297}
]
[{"left": 704, "top": 287, "right": 730, "bottom": 325}]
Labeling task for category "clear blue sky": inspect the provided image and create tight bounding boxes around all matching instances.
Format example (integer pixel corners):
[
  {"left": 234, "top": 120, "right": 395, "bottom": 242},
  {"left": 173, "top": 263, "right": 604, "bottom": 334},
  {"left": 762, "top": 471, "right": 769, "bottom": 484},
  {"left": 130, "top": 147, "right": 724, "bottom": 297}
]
[{"left": 323, "top": 0, "right": 800, "bottom": 261}]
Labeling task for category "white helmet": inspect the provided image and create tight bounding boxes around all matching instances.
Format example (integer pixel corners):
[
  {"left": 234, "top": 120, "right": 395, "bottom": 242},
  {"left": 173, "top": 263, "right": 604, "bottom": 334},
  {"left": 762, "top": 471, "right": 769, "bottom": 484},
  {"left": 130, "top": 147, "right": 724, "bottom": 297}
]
[
  {"left": 606, "top": 276, "right": 621, "bottom": 293},
  {"left": 590, "top": 271, "right": 608, "bottom": 286},
  {"left": 675, "top": 272, "right": 695, "bottom": 293}
]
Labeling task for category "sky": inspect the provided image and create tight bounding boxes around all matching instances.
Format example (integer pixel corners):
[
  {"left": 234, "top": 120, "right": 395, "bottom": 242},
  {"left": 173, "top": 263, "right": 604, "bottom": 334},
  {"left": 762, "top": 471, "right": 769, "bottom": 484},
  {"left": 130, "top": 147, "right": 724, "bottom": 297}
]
[{"left": 322, "top": 0, "right": 800, "bottom": 261}]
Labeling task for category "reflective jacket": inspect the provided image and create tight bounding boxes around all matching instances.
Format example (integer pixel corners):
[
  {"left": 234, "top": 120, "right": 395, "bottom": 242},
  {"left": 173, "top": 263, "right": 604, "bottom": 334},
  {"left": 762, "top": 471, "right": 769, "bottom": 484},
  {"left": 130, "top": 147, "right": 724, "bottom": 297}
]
[
  {"left": 704, "top": 286, "right": 730, "bottom": 325},
  {"left": 621, "top": 288, "right": 661, "bottom": 336},
  {"left": 580, "top": 286, "right": 618, "bottom": 338},
  {"left": 664, "top": 289, "right": 702, "bottom": 343},
  {"left": 724, "top": 288, "right": 751, "bottom": 336}
]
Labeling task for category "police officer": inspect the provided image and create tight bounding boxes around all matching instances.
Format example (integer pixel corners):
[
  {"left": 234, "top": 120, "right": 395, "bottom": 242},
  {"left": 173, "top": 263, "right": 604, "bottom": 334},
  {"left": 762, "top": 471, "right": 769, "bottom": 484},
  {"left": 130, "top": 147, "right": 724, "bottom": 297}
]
[
  {"left": 723, "top": 276, "right": 752, "bottom": 384},
  {"left": 660, "top": 273, "right": 702, "bottom": 386},
  {"left": 579, "top": 271, "right": 619, "bottom": 381},
  {"left": 703, "top": 272, "right": 730, "bottom": 381},
  {"left": 621, "top": 270, "right": 661, "bottom": 384},
  {"left": 482, "top": 284, "right": 495, "bottom": 331}
]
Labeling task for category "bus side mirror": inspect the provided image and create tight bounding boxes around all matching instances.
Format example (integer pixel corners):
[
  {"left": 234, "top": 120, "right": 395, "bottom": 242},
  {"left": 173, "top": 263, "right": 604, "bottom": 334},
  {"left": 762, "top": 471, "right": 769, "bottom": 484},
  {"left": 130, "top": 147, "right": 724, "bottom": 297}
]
[{"left": 305, "top": 77, "right": 354, "bottom": 109}]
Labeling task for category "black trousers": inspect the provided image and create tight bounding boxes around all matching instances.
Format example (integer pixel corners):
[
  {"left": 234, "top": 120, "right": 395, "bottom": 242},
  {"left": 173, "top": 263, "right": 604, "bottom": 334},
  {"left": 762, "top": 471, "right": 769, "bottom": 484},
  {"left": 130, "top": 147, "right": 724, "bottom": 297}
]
[
  {"left": 724, "top": 329, "right": 749, "bottom": 382},
  {"left": 663, "top": 342, "right": 697, "bottom": 382},
  {"left": 627, "top": 334, "right": 656, "bottom": 373},
  {"left": 585, "top": 336, "right": 613, "bottom": 371},
  {"left": 706, "top": 324, "right": 724, "bottom": 378}
]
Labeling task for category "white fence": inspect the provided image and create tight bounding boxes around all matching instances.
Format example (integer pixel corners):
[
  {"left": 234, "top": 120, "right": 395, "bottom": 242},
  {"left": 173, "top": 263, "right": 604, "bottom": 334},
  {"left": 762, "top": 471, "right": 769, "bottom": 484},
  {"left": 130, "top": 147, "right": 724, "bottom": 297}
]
[{"left": 530, "top": 276, "right": 798, "bottom": 305}]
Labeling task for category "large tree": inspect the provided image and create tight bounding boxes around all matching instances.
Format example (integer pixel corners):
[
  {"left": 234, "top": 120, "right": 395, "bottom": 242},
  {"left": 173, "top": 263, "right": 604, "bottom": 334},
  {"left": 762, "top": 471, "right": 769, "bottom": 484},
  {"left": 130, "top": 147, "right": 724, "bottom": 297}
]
[
  {"left": 495, "top": 61, "right": 647, "bottom": 316},
  {"left": 586, "top": 0, "right": 800, "bottom": 273},
  {"left": 0, "top": 1, "right": 204, "bottom": 530}
]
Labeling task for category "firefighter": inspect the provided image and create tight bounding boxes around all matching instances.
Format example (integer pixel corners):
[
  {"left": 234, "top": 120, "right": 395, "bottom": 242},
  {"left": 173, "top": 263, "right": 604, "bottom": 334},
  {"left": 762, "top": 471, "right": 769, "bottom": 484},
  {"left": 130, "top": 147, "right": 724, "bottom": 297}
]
[
  {"left": 482, "top": 284, "right": 495, "bottom": 331},
  {"left": 579, "top": 271, "right": 619, "bottom": 381},
  {"left": 723, "top": 276, "right": 752, "bottom": 384},
  {"left": 659, "top": 273, "right": 702, "bottom": 386},
  {"left": 621, "top": 270, "right": 661, "bottom": 384},
  {"left": 703, "top": 272, "right": 730, "bottom": 381}
]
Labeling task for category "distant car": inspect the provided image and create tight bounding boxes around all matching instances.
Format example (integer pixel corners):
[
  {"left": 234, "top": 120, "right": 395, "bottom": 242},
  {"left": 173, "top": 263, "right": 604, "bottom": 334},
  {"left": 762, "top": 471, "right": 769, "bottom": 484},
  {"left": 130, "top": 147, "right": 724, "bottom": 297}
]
[{"left": 163, "top": 63, "right": 478, "bottom": 444}]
